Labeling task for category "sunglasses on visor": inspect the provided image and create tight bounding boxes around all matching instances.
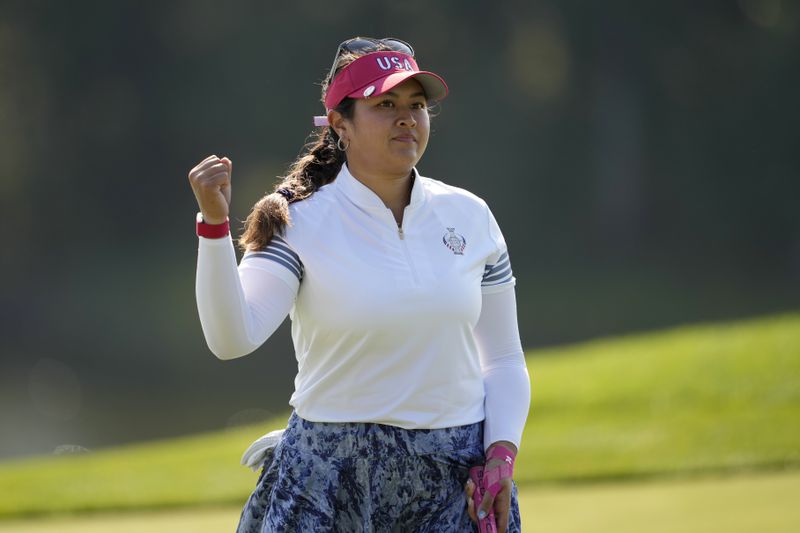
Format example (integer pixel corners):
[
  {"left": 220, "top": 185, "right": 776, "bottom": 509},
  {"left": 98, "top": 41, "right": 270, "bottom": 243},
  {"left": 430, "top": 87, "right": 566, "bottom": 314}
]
[{"left": 326, "top": 37, "right": 415, "bottom": 85}]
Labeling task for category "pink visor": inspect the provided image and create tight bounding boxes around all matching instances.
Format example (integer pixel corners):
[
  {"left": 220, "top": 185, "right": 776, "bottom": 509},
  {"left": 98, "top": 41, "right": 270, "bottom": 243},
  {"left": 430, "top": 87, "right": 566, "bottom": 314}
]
[{"left": 315, "top": 51, "right": 448, "bottom": 126}]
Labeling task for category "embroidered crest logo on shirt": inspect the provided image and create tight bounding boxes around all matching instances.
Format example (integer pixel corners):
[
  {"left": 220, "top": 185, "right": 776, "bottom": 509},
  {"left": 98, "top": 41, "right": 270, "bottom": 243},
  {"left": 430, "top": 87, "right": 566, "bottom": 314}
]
[{"left": 443, "top": 228, "right": 466, "bottom": 255}]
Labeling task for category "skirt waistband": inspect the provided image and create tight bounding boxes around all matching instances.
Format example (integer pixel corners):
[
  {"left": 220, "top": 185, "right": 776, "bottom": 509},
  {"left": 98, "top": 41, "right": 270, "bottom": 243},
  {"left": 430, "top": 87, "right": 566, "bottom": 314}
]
[{"left": 281, "top": 411, "right": 484, "bottom": 458}]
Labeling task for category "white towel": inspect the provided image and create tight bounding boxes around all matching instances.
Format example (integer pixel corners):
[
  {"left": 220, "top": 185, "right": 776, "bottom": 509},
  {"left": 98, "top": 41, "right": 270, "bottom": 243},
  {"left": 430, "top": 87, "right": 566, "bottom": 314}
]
[{"left": 240, "top": 428, "right": 286, "bottom": 471}]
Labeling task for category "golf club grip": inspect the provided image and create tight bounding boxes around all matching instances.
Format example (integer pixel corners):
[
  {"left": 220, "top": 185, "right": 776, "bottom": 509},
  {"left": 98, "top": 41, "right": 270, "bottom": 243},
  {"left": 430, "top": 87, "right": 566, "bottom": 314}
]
[{"left": 469, "top": 465, "right": 497, "bottom": 533}]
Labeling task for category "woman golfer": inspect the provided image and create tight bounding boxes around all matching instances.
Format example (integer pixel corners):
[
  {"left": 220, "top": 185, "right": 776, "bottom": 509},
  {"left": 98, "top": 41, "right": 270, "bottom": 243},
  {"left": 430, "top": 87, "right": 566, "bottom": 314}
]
[{"left": 189, "top": 37, "right": 531, "bottom": 532}]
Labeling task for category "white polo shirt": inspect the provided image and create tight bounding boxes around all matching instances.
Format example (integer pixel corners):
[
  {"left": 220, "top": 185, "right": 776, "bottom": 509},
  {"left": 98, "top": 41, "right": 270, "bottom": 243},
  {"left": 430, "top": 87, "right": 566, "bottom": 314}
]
[
  {"left": 196, "top": 164, "right": 529, "bottom": 449},
  {"left": 196, "top": 166, "right": 530, "bottom": 447}
]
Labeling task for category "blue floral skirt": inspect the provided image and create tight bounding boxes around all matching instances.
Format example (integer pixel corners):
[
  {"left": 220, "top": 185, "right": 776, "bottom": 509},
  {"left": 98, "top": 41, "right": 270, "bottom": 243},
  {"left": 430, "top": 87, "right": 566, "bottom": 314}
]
[{"left": 236, "top": 411, "right": 521, "bottom": 532}]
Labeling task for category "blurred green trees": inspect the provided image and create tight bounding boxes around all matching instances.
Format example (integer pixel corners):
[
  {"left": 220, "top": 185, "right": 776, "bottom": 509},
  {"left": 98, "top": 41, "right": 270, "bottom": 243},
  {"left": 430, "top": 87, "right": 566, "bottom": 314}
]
[{"left": 0, "top": 0, "right": 797, "bottom": 459}]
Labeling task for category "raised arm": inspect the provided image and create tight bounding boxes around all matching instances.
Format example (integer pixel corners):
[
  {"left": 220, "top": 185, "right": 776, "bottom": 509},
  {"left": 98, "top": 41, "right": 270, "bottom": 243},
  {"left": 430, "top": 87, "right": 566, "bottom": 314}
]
[{"left": 189, "top": 155, "right": 297, "bottom": 360}]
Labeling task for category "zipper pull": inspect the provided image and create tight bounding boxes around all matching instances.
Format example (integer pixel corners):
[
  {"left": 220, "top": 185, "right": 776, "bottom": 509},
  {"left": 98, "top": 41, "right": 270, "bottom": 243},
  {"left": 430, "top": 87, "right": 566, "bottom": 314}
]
[{"left": 398, "top": 225, "right": 404, "bottom": 240}]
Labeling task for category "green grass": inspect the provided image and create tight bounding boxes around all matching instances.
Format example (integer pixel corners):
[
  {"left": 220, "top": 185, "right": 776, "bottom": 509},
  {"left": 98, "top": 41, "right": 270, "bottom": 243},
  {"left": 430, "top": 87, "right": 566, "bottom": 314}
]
[
  {"left": 519, "top": 312, "right": 800, "bottom": 485},
  {"left": 0, "top": 313, "right": 798, "bottom": 519},
  {"left": 0, "top": 421, "right": 286, "bottom": 517},
  {"left": 2, "top": 471, "right": 798, "bottom": 532},
  {"left": 516, "top": 470, "right": 800, "bottom": 533}
]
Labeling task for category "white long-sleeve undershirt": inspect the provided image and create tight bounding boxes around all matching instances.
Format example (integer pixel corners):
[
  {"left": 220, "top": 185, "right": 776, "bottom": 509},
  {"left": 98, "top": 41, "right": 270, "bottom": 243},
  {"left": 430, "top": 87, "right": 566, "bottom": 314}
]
[
  {"left": 472, "top": 286, "right": 531, "bottom": 451},
  {"left": 196, "top": 235, "right": 295, "bottom": 359}
]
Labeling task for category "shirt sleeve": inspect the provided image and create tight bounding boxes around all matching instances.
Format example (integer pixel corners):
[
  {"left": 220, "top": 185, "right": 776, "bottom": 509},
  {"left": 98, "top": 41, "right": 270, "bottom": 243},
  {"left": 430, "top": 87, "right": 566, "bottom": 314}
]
[
  {"left": 474, "top": 286, "right": 531, "bottom": 452},
  {"left": 481, "top": 206, "right": 516, "bottom": 294},
  {"left": 239, "top": 234, "right": 304, "bottom": 291},
  {"left": 195, "top": 234, "right": 300, "bottom": 360}
]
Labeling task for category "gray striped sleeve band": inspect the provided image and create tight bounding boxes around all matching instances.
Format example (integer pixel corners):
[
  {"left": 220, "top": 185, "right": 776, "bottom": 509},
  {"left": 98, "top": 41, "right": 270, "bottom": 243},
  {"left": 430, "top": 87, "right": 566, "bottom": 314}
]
[
  {"left": 241, "top": 235, "right": 304, "bottom": 281},
  {"left": 482, "top": 252, "right": 513, "bottom": 286}
]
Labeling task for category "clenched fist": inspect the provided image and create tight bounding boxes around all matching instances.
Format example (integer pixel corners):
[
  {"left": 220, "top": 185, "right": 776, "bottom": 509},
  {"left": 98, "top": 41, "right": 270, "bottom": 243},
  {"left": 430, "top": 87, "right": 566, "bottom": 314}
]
[{"left": 188, "top": 155, "right": 232, "bottom": 224}]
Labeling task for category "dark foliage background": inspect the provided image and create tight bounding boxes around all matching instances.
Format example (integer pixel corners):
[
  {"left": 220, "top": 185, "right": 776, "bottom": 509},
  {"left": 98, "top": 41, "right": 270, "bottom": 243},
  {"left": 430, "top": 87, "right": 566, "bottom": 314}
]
[{"left": 1, "top": 0, "right": 797, "bottom": 459}]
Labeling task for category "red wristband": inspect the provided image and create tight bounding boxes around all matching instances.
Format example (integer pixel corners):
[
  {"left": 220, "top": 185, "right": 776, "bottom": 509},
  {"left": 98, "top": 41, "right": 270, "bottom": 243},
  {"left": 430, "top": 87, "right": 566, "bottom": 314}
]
[{"left": 196, "top": 212, "right": 230, "bottom": 239}]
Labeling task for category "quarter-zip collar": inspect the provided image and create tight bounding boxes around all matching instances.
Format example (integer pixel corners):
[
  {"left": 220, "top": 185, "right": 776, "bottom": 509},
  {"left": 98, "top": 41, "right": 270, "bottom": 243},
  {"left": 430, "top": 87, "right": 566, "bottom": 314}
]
[{"left": 335, "top": 163, "right": 425, "bottom": 211}]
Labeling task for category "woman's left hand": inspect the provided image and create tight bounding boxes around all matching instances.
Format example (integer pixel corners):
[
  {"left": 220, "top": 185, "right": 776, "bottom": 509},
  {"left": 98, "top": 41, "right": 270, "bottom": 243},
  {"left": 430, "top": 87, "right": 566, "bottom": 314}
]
[{"left": 464, "top": 454, "right": 514, "bottom": 532}]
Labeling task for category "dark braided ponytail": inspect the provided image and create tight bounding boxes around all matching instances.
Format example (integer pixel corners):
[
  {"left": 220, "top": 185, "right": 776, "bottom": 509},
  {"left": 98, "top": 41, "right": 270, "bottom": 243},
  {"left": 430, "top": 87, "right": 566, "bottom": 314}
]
[
  {"left": 238, "top": 102, "right": 352, "bottom": 251},
  {"left": 239, "top": 45, "right": 395, "bottom": 252}
]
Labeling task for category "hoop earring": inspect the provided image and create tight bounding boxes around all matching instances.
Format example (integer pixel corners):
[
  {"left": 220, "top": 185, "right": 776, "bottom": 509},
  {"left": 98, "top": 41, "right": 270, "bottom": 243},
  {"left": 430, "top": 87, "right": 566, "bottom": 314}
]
[{"left": 337, "top": 137, "right": 350, "bottom": 151}]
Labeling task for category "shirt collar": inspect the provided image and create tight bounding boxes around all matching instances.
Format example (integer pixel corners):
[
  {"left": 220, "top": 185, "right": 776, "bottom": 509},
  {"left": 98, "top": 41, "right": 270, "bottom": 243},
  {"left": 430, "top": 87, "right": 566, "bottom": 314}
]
[{"left": 335, "top": 163, "right": 425, "bottom": 211}]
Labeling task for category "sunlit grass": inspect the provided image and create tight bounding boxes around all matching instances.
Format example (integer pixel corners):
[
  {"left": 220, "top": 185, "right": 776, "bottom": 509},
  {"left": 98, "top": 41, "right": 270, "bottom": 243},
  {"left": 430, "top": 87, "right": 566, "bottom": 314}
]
[
  {"left": 0, "top": 312, "right": 797, "bottom": 519},
  {"left": 520, "top": 312, "right": 800, "bottom": 485},
  {"left": 516, "top": 469, "right": 800, "bottom": 533},
  {"left": 0, "top": 419, "right": 288, "bottom": 517},
  {"left": 1, "top": 471, "right": 798, "bottom": 532}
]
